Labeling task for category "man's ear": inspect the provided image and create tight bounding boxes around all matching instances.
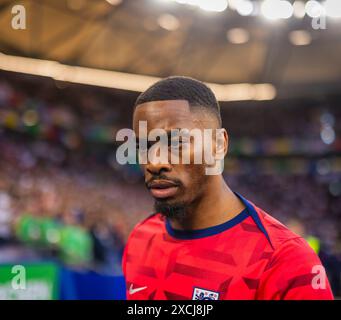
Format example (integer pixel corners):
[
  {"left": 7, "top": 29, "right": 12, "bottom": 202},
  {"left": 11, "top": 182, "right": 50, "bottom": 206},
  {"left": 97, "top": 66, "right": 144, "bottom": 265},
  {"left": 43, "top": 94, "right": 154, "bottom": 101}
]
[
  {"left": 204, "top": 128, "right": 227, "bottom": 176},
  {"left": 215, "top": 128, "right": 228, "bottom": 159}
]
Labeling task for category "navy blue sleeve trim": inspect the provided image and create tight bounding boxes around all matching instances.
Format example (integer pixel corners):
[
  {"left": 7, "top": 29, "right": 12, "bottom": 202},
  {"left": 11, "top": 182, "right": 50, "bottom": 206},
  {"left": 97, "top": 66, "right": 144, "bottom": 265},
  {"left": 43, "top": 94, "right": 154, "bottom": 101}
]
[{"left": 235, "top": 192, "right": 274, "bottom": 248}]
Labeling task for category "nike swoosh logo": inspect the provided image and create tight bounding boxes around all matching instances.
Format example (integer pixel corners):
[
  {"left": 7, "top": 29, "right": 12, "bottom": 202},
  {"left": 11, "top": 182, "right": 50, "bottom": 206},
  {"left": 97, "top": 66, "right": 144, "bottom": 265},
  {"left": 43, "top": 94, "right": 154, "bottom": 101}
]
[{"left": 129, "top": 284, "right": 147, "bottom": 295}]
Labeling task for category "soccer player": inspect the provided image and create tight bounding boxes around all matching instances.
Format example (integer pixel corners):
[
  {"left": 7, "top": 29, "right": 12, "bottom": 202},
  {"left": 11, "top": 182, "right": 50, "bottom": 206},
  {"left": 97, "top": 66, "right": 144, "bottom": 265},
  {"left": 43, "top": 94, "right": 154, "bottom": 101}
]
[{"left": 122, "top": 76, "right": 334, "bottom": 300}]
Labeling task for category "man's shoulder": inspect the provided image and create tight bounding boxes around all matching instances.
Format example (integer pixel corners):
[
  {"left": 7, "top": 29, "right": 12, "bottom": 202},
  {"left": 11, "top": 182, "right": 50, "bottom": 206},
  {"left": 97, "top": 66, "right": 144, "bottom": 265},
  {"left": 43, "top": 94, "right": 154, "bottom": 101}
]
[
  {"left": 252, "top": 206, "right": 325, "bottom": 279},
  {"left": 253, "top": 205, "right": 309, "bottom": 251}
]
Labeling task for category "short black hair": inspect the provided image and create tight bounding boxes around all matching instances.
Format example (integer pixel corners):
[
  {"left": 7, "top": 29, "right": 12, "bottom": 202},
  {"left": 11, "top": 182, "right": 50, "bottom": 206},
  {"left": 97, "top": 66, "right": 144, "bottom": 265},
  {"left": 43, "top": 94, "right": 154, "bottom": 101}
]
[{"left": 135, "top": 76, "right": 222, "bottom": 126}]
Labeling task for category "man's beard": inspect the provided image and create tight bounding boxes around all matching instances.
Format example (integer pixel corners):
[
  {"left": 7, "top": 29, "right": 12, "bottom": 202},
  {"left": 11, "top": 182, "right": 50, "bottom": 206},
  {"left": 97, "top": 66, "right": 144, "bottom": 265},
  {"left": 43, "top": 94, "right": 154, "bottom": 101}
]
[{"left": 154, "top": 200, "right": 187, "bottom": 220}]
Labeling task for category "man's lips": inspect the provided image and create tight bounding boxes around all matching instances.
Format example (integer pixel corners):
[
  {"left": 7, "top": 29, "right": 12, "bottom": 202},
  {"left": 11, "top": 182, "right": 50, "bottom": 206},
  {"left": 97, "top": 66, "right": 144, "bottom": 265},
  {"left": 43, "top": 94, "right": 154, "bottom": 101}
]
[{"left": 147, "top": 180, "right": 179, "bottom": 199}]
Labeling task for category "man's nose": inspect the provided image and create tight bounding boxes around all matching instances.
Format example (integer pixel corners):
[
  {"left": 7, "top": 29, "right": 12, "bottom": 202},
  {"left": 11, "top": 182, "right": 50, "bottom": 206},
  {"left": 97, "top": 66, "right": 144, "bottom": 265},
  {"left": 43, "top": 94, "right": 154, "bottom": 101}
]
[{"left": 146, "top": 161, "right": 172, "bottom": 176}]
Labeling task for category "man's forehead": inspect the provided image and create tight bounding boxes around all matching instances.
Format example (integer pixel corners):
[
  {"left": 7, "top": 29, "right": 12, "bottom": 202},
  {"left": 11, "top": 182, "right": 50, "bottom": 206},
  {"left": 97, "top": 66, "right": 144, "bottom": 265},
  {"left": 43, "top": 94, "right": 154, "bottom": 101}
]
[{"left": 133, "top": 100, "right": 194, "bottom": 130}]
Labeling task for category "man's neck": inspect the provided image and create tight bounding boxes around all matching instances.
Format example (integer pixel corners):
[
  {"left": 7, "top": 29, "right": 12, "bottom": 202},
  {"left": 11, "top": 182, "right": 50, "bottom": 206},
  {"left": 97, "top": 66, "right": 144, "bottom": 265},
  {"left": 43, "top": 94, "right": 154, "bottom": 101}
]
[{"left": 169, "top": 176, "right": 246, "bottom": 231}]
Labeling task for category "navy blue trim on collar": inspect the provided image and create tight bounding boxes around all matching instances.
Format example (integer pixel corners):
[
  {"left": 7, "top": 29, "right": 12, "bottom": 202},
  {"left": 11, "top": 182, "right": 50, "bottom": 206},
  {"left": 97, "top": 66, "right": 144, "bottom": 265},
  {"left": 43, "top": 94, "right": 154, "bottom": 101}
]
[
  {"left": 165, "top": 208, "right": 249, "bottom": 240},
  {"left": 165, "top": 192, "right": 273, "bottom": 246},
  {"left": 234, "top": 192, "right": 273, "bottom": 248}
]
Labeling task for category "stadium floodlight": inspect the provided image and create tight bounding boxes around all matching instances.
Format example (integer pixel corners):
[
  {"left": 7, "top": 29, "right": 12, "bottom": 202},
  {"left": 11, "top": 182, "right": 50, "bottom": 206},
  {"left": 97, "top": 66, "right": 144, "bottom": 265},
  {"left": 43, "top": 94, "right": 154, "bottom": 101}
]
[
  {"left": 105, "top": 0, "right": 122, "bottom": 5},
  {"left": 305, "top": 0, "right": 325, "bottom": 18},
  {"left": 197, "top": 0, "right": 228, "bottom": 12},
  {"left": 226, "top": 28, "right": 250, "bottom": 44},
  {"left": 324, "top": 0, "right": 341, "bottom": 18},
  {"left": 276, "top": 0, "right": 294, "bottom": 19},
  {"left": 172, "top": 0, "right": 228, "bottom": 12},
  {"left": 261, "top": 0, "right": 294, "bottom": 20},
  {"left": 157, "top": 13, "right": 180, "bottom": 30},
  {"left": 293, "top": 1, "right": 306, "bottom": 18},
  {"left": 235, "top": 0, "right": 254, "bottom": 16},
  {"left": 289, "top": 30, "right": 312, "bottom": 46}
]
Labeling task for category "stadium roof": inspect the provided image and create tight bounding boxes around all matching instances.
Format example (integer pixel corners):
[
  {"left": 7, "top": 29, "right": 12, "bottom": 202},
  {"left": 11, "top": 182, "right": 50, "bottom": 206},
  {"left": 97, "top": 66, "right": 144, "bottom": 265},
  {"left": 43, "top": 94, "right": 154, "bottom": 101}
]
[{"left": 0, "top": 0, "right": 341, "bottom": 99}]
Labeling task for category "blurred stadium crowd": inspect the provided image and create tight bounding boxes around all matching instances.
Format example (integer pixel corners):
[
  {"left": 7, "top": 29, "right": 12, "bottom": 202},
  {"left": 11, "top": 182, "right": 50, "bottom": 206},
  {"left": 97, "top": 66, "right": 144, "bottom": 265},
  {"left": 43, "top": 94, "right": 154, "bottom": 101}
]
[{"left": 0, "top": 72, "right": 340, "bottom": 294}]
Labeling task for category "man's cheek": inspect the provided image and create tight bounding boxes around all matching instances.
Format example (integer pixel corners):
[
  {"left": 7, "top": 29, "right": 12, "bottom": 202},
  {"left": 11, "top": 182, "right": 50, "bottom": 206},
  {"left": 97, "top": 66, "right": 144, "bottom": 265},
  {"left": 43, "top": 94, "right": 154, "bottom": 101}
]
[{"left": 181, "top": 166, "right": 201, "bottom": 187}]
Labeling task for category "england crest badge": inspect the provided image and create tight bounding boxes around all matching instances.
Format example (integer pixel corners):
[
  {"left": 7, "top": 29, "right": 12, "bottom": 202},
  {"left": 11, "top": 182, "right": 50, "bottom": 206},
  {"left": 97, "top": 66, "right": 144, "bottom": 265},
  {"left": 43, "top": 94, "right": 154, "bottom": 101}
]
[{"left": 192, "top": 287, "right": 220, "bottom": 300}]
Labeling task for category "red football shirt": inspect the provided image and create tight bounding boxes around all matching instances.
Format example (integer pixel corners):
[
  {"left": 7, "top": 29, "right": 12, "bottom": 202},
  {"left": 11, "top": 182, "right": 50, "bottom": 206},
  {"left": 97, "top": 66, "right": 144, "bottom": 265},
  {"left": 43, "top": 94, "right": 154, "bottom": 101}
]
[{"left": 122, "top": 194, "right": 334, "bottom": 300}]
